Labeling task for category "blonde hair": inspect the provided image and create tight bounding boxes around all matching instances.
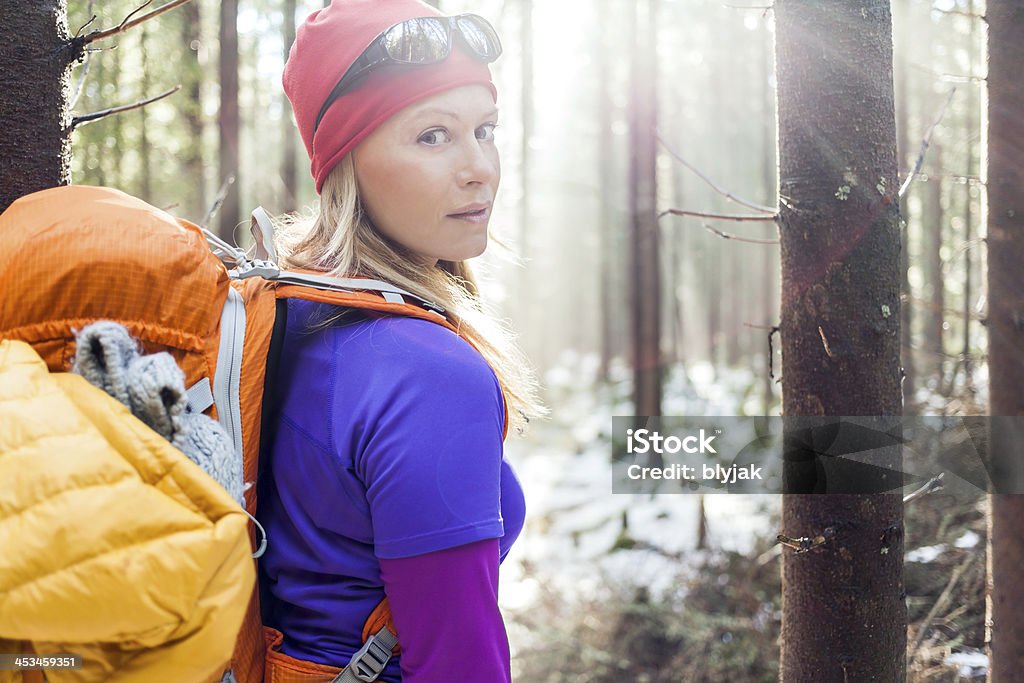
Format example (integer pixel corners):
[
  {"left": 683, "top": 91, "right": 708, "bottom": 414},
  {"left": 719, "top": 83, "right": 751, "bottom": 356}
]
[{"left": 273, "top": 154, "right": 546, "bottom": 435}]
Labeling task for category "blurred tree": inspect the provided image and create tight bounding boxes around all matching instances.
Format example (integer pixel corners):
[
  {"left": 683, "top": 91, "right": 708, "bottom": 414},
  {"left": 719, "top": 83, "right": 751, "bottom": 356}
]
[
  {"left": 761, "top": 18, "right": 778, "bottom": 415},
  {"left": 139, "top": 24, "right": 153, "bottom": 201},
  {"left": 629, "top": 0, "right": 662, "bottom": 421},
  {"left": 775, "top": 0, "right": 905, "bottom": 680},
  {"left": 281, "top": 0, "right": 298, "bottom": 211},
  {"left": 894, "top": 0, "right": 916, "bottom": 413},
  {"left": 960, "top": 0, "right": 979, "bottom": 391},
  {"left": 923, "top": 142, "right": 944, "bottom": 384},
  {"left": 218, "top": 0, "right": 240, "bottom": 239},
  {"left": 597, "top": 0, "right": 615, "bottom": 382},
  {"left": 517, "top": 0, "right": 535, "bottom": 337},
  {"left": 181, "top": 0, "right": 207, "bottom": 221},
  {"left": 985, "top": 0, "right": 1024, "bottom": 678}
]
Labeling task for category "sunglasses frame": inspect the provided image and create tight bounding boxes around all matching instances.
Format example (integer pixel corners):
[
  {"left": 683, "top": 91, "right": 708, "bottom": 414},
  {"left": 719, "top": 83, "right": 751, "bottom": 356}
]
[{"left": 313, "top": 13, "right": 502, "bottom": 135}]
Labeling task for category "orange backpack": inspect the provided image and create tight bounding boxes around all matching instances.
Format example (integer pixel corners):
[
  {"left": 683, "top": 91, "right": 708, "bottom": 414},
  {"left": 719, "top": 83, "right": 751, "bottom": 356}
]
[{"left": 0, "top": 185, "right": 508, "bottom": 683}]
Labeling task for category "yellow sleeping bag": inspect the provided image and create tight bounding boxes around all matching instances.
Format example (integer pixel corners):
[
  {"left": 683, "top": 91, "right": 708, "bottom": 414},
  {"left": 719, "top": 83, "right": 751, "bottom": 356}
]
[{"left": 0, "top": 339, "right": 254, "bottom": 682}]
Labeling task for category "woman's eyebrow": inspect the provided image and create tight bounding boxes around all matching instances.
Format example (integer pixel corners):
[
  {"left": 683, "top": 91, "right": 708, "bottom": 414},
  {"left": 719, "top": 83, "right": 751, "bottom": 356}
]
[{"left": 413, "top": 107, "right": 500, "bottom": 121}]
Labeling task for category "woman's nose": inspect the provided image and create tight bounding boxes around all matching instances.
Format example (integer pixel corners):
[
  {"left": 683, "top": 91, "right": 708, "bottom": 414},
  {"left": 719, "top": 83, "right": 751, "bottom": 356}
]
[{"left": 456, "top": 139, "right": 499, "bottom": 187}]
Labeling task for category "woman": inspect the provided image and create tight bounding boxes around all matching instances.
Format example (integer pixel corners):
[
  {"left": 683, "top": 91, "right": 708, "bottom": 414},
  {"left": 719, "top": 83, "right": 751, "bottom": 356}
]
[{"left": 258, "top": 1, "right": 544, "bottom": 682}]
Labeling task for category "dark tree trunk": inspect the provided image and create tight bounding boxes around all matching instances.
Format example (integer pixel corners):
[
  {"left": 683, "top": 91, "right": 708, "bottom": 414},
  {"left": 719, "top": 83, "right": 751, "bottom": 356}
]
[
  {"left": 218, "top": 0, "right": 240, "bottom": 241},
  {"left": 0, "top": 1, "right": 77, "bottom": 214},
  {"left": 775, "top": 1, "right": 906, "bottom": 680},
  {"left": 628, "top": 0, "right": 661, "bottom": 419},
  {"left": 985, "top": 1, "right": 1024, "bottom": 679},
  {"left": 281, "top": 0, "right": 298, "bottom": 212}
]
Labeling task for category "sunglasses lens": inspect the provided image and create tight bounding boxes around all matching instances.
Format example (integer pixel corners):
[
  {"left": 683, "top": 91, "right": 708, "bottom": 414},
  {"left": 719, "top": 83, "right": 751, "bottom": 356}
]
[
  {"left": 382, "top": 17, "right": 449, "bottom": 63},
  {"left": 455, "top": 15, "right": 502, "bottom": 61}
]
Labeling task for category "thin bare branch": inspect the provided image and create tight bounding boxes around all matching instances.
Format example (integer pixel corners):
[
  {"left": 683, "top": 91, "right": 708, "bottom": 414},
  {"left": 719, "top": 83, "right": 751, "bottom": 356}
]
[
  {"left": 908, "top": 172, "right": 983, "bottom": 185},
  {"left": 909, "top": 550, "right": 978, "bottom": 664},
  {"left": 700, "top": 223, "right": 779, "bottom": 244},
  {"left": 899, "top": 88, "right": 956, "bottom": 199},
  {"left": 82, "top": 0, "right": 194, "bottom": 45},
  {"left": 903, "top": 472, "right": 944, "bottom": 505},
  {"left": 70, "top": 1, "right": 97, "bottom": 109},
  {"left": 910, "top": 62, "right": 985, "bottom": 84},
  {"left": 655, "top": 129, "right": 777, "bottom": 214},
  {"left": 204, "top": 175, "right": 237, "bottom": 227},
  {"left": 73, "top": 13, "right": 98, "bottom": 39},
  {"left": 72, "top": 84, "right": 180, "bottom": 129},
  {"left": 768, "top": 325, "right": 780, "bottom": 379},
  {"left": 931, "top": 7, "right": 986, "bottom": 21},
  {"left": 659, "top": 208, "right": 779, "bottom": 223},
  {"left": 902, "top": 294, "right": 986, "bottom": 321}
]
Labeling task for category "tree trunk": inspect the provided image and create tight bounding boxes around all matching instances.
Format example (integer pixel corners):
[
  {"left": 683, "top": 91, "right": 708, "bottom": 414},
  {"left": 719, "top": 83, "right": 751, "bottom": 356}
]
[
  {"left": 923, "top": 145, "right": 944, "bottom": 385},
  {"left": 596, "top": 0, "right": 613, "bottom": 383},
  {"left": 775, "top": 1, "right": 906, "bottom": 680},
  {"left": 761, "top": 21, "right": 778, "bottom": 414},
  {"left": 628, "top": 0, "right": 661, "bottom": 419},
  {"left": 139, "top": 24, "right": 152, "bottom": 202},
  {"left": 182, "top": 0, "right": 206, "bottom": 222},
  {"left": 707, "top": 238, "right": 721, "bottom": 374},
  {"left": 218, "top": 0, "right": 240, "bottom": 241},
  {"left": 895, "top": 0, "right": 916, "bottom": 414},
  {"left": 0, "top": 1, "right": 76, "bottom": 214},
  {"left": 985, "top": 1, "right": 1024, "bottom": 678},
  {"left": 281, "top": 0, "right": 298, "bottom": 212},
  {"left": 517, "top": 0, "right": 534, "bottom": 334},
  {"left": 961, "top": 0, "right": 978, "bottom": 389}
]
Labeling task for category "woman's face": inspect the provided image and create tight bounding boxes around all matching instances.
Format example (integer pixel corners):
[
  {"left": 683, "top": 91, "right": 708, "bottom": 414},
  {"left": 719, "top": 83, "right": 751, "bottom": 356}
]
[{"left": 352, "top": 84, "right": 500, "bottom": 267}]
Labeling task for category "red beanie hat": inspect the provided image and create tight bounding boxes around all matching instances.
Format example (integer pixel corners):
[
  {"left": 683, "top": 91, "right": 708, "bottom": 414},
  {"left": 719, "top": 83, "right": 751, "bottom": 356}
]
[{"left": 284, "top": 0, "right": 499, "bottom": 194}]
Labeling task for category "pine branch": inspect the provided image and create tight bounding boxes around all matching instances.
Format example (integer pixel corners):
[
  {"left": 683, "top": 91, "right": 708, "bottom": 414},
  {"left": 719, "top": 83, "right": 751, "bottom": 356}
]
[
  {"left": 72, "top": 85, "right": 180, "bottom": 129},
  {"left": 81, "top": 0, "right": 195, "bottom": 45}
]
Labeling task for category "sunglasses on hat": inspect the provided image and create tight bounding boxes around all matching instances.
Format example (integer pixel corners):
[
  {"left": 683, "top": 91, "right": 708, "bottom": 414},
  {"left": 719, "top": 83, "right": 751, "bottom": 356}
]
[{"left": 313, "top": 13, "right": 502, "bottom": 135}]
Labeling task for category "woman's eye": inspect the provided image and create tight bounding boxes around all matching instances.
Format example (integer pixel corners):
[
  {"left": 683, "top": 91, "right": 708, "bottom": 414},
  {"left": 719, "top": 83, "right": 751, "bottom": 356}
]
[
  {"left": 418, "top": 128, "right": 451, "bottom": 145},
  {"left": 477, "top": 123, "right": 498, "bottom": 141}
]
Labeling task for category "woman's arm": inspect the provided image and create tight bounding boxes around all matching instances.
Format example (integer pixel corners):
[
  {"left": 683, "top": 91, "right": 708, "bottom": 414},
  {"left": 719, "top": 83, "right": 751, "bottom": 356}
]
[{"left": 379, "top": 538, "right": 511, "bottom": 683}]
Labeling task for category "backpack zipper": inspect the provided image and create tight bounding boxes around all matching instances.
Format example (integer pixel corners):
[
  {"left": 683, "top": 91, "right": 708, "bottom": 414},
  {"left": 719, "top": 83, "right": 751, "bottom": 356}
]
[{"left": 214, "top": 286, "right": 246, "bottom": 460}]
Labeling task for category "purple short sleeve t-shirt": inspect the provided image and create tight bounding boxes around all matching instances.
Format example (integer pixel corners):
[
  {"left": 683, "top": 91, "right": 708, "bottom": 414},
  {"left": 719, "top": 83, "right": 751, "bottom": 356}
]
[{"left": 258, "top": 299, "right": 526, "bottom": 676}]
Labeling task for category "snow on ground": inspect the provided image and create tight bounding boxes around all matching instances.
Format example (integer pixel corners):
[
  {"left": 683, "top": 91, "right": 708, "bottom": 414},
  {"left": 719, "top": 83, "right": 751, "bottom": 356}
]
[
  {"left": 498, "top": 351, "right": 780, "bottom": 621},
  {"left": 943, "top": 650, "right": 988, "bottom": 678}
]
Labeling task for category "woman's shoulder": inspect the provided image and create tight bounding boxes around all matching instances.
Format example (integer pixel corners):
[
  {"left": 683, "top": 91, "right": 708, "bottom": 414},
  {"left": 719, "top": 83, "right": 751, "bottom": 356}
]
[
  {"left": 363, "top": 315, "right": 497, "bottom": 384},
  {"left": 285, "top": 300, "right": 497, "bottom": 389}
]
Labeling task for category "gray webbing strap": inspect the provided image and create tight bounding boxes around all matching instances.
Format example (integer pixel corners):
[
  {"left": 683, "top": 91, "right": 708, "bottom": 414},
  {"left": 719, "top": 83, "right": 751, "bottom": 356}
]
[
  {"left": 331, "top": 626, "right": 399, "bottom": 683},
  {"left": 185, "top": 377, "right": 214, "bottom": 414}
]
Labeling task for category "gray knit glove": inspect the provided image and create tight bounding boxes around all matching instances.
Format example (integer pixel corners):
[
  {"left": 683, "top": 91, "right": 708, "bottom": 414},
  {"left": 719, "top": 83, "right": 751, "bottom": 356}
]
[{"left": 72, "top": 321, "right": 246, "bottom": 508}]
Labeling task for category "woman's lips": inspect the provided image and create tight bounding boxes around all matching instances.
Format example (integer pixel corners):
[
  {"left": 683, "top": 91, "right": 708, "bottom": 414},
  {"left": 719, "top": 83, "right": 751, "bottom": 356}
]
[{"left": 448, "top": 207, "right": 490, "bottom": 223}]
